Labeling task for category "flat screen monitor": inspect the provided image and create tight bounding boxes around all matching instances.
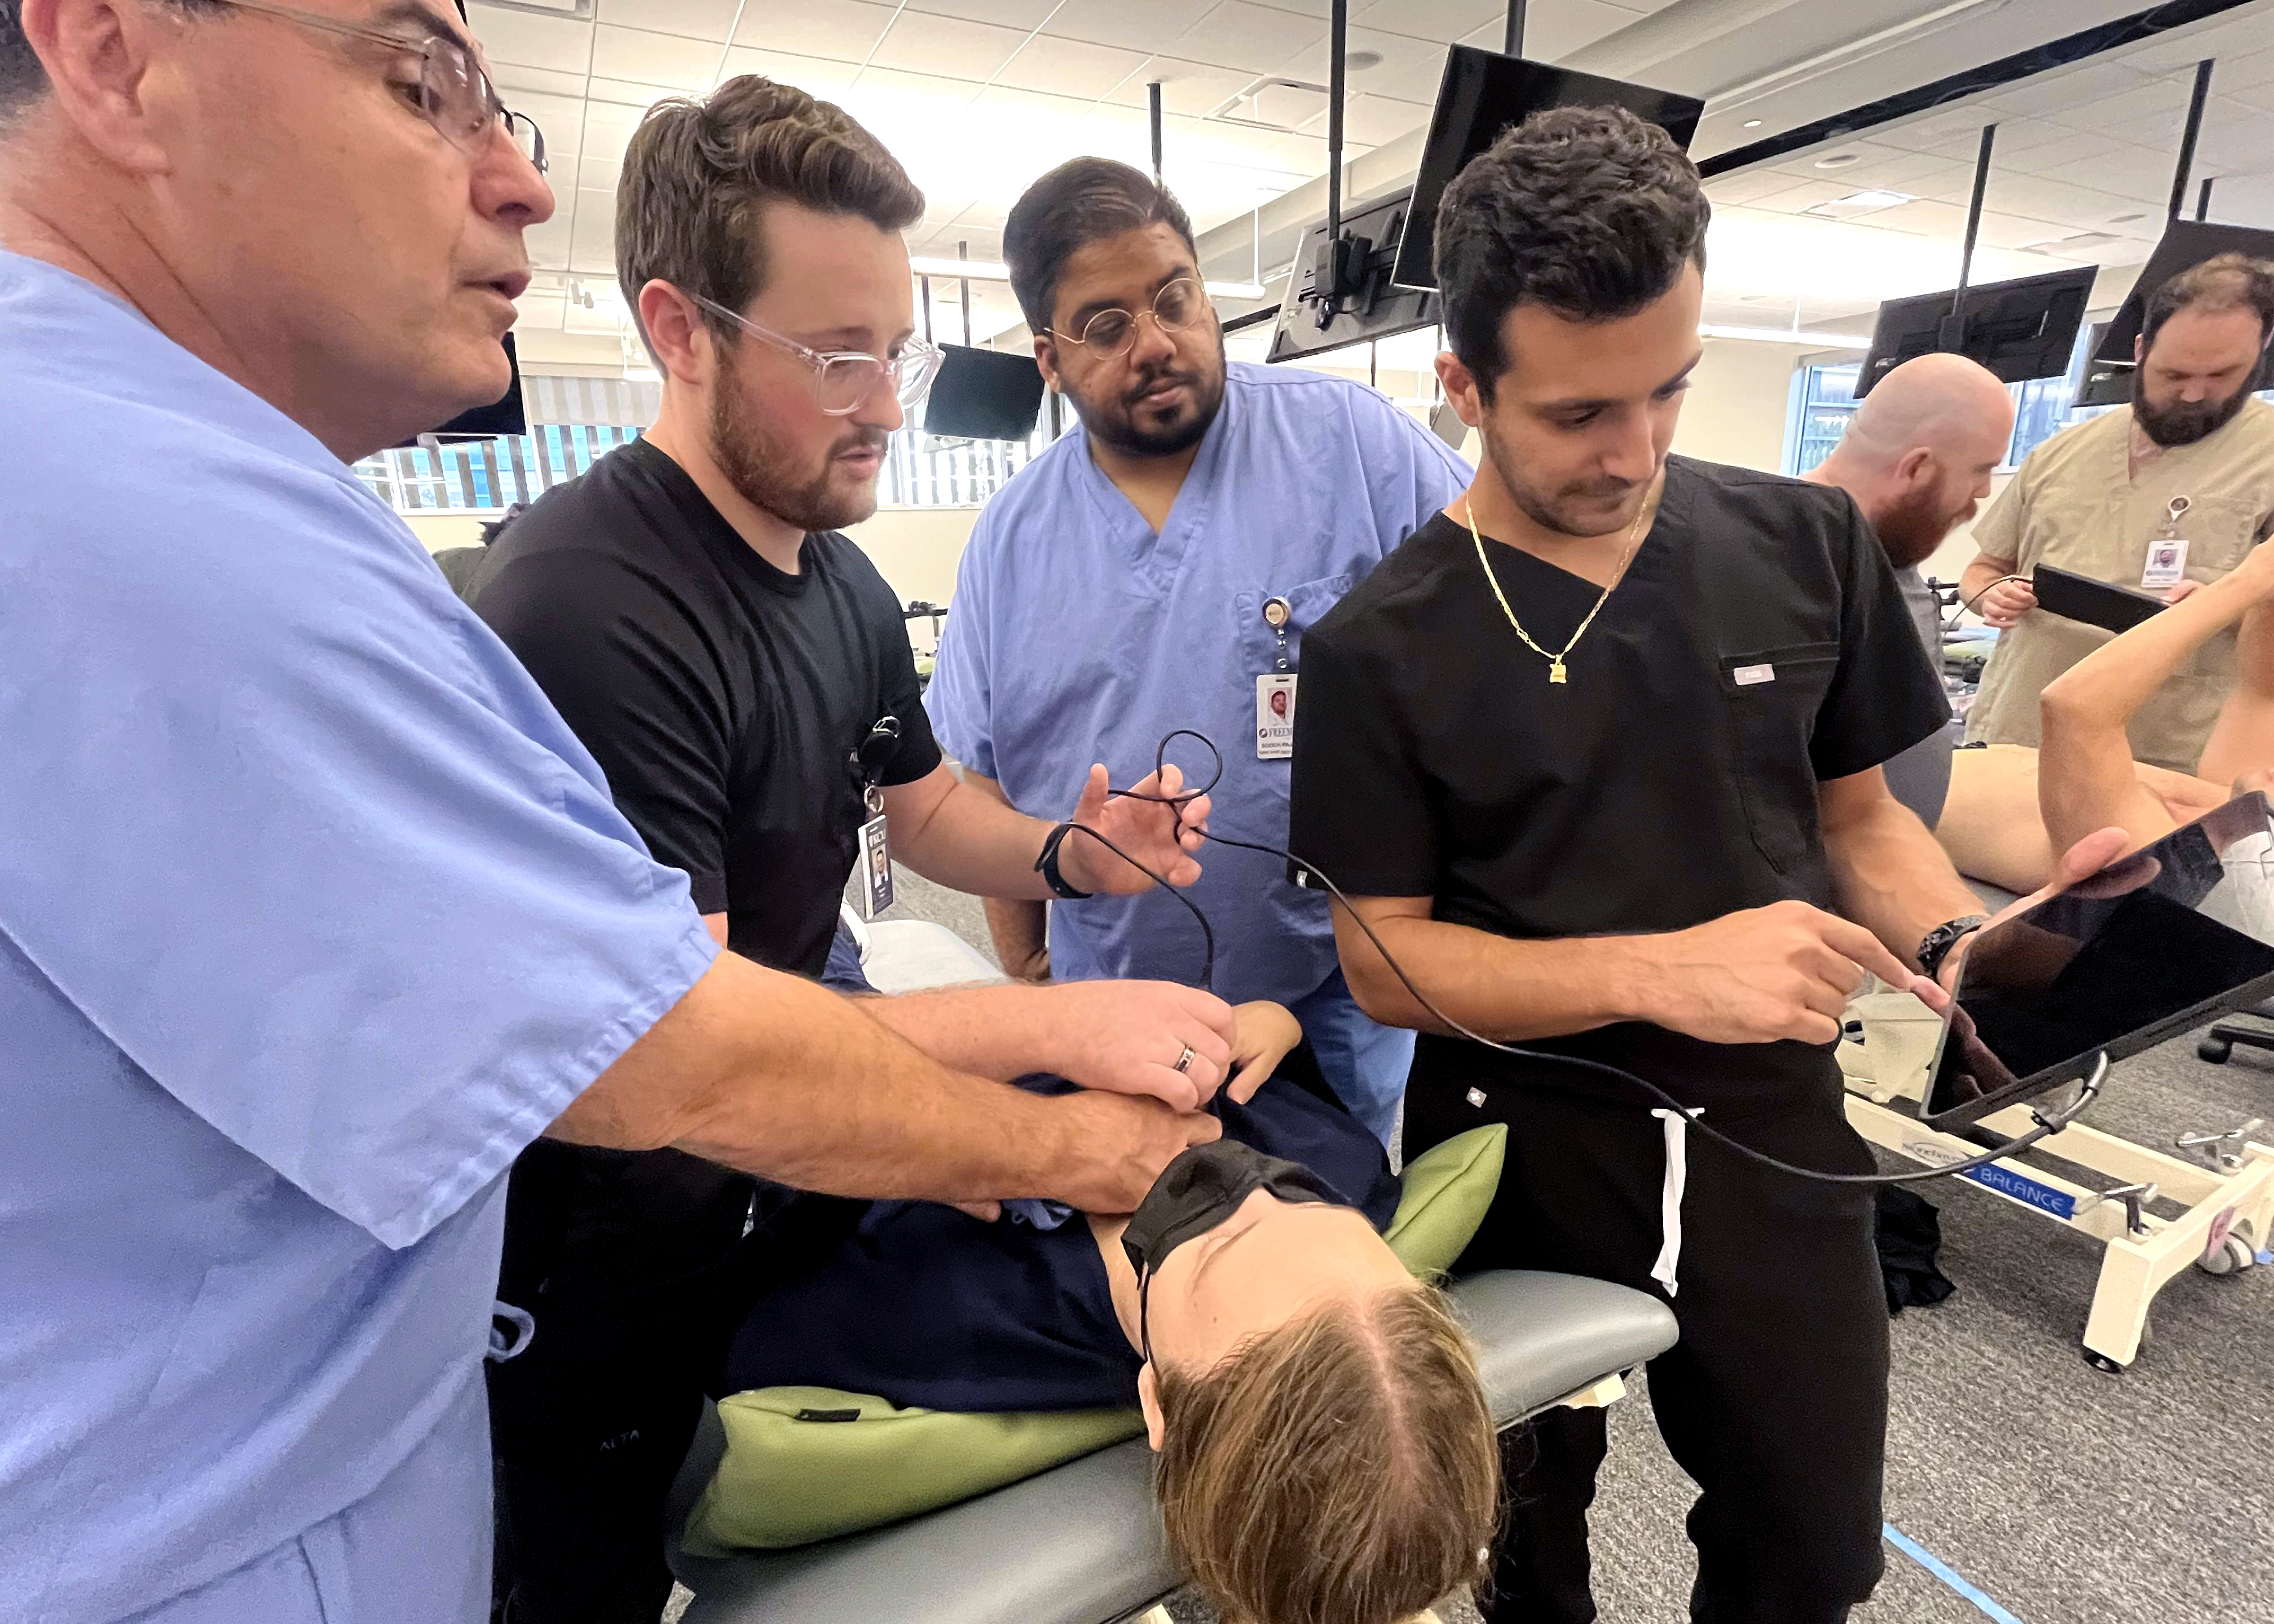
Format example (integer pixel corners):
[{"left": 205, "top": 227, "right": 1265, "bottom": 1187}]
[
  {"left": 407, "top": 330, "right": 526, "bottom": 443},
  {"left": 1391, "top": 47, "right": 1702, "bottom": 292},
  {"left": 1266, "top": 186, "right": 1441, "bottom": 365},
  {"left": 923, "top": 345, "right": 1045, "bottom": 442},
  {"left": 1922, "top": 792, "right": 2274, "bottom": 1128},
  {"left": 1854, "top": 264, "right": 2095, "bottom": 398},
  {"left": 2092, "top": 219, "right": 2274, "bottom": 364}
]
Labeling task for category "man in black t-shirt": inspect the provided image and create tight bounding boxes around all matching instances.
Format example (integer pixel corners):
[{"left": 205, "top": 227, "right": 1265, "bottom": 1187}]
[
  {"left": 471, "top": 82, "right": 1236, "bottom": 1624},
  {"left": 1290, "top": 110, "right": 2038, "bottom": 1624}
]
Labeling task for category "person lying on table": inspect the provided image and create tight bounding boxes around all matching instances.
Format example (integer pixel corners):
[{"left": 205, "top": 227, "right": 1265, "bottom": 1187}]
[
  {"left": 721, "top": 993, "right": 1499, "bottom": 1624},
  {"left": 1937, "top": 535, "right": 2274, "bottom": 890}
]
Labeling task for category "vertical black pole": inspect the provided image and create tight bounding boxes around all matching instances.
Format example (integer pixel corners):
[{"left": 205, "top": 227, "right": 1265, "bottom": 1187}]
[
  {"left": 1954, "top": 123, "right": 1996, "bottom": 311},
  {"left": 1327, "top": 0, "right": 1346, "bottom": 255},
  {"left": 2168, "top": 59, "right": 2214, "bottom": 222},
  {"left": 957, "top": 241, "right": 971, "bottom": 348},
  {"left": 2198, "top": 176, "right": 2216, "bottom": 221},
  {"left": 1148, "top": 82, "right": 1164, "bottom": 186},
  {"left": 919, "top": 274, "right": 932, "bottom": 343},
  {"left": 1502, "top": 0, "right": 1526, "bottom": 55}
]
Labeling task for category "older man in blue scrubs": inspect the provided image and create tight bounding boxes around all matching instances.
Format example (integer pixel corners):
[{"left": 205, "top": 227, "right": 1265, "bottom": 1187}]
[
  {"left": 0, "top": 7, "right": 1209, "bottom": 1622},
  {"left": 928, "top": 159, "right": 1470, "bottom": 1145}
]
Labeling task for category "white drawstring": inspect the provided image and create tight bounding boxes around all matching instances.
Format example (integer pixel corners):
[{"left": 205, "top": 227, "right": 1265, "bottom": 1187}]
[{"left": 1650, "top": 1108, "right": 1704, "bottom": 1297}]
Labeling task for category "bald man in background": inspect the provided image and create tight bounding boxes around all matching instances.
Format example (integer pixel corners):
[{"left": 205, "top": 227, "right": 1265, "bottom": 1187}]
[{"left": 1807, "top": 354, "right": 2019, "bottom": 825}]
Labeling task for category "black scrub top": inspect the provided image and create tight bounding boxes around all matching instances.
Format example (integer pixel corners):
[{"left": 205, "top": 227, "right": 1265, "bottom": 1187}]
[{"left": 1288, "top": 456, "right": 1949, "bottom": 1111}]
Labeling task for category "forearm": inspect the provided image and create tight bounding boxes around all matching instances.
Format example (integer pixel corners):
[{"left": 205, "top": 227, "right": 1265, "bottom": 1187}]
[
  {"left": 894, "top": 778, "right": 1061, "bottom": 899},
  {"left": 550, "top": 951, "right": 1073, "bottom": 1203},
  {"left": 984, "top": 895, "right": 1051, "bottom": 980},
  {"left": 861, "top": 980, "right": 1072, "bottom": 1081},
  {"left": 1962, "top": 553, "right": 2020, "bottom": 604},
  {"left": 1334, "top": 912, "right": 1649, "bottom": 1041},
  {"left": 2041, "top": 573, "right": 2257, "bottom": 736},
  {"left": 1822, "top": 796, "right": 1982, "bottom": 970}
]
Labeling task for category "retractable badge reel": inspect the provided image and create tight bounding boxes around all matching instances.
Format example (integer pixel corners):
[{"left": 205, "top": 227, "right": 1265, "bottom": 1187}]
[
  {"left": 2141, "top": 496, "right": 2193, "bottom": 592},
  {"left": 852, "top": 717, "right": 901, "bottom": 920},
  {"left": 1255, "top": 596, "right": 1298, "bottom": 761}
]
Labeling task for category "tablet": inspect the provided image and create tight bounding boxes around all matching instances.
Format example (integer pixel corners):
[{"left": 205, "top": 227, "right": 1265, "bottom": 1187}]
[
  {"left": 1922, "top": 792, "right": 2274, "bottom": 1128},
  {"left": 2031, "top": 564, "right": 2166, "bottom": 635}
]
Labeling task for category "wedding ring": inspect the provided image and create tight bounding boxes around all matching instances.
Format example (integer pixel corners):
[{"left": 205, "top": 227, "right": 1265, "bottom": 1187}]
[{"left": 1173, "top": 1044, "right": 1196, "bottom": 1075}]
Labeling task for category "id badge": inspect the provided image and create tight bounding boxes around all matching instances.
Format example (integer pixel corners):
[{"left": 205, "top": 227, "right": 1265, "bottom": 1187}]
[
  {"left": 2141, "top": 536, "right": 2189, "bottom": 590},
  {"left": 1255, "top": 673, "right": 1298, "bottom": 760},
  {"left": 858, "top": 793, "right": 895, "bottom": 920}
]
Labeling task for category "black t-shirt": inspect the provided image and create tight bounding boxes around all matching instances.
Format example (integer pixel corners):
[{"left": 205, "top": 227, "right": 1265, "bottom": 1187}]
[
  {"left": 469, "top": 436, "right": 938, "bottom": 1291},
  {"left": 1289, "top": 456, "right": 1948, "bottom": 1111},
  {"left": 471, "top": 436, "right": 939, "bottom": 977}
]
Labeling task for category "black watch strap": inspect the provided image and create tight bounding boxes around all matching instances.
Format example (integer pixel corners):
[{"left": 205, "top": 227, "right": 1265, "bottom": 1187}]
[
  {"left": 1036, "top": 822, "right": 1092, "bottom": 900},
  {"left": 1918, "top": 915, "right": 1988, "bottom": 982}
]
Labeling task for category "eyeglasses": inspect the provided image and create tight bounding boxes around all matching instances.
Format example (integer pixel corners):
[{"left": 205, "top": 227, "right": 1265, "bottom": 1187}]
[
  {"left": 209, "top": 0, "right": 547, "bottom": 174},
  {"left": 1045, "top": 277, "right": 1211, "bottom": 360},
  {"left": 686, "top": 292, "right": 946, "bottom": 417}
]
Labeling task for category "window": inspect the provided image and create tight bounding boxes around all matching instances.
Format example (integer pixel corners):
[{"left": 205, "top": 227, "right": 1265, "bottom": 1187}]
[{"left": 1787, "top": 363, "right": 1860, "bottom": 476}]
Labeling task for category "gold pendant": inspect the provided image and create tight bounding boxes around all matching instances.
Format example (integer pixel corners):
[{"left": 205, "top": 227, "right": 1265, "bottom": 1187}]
[{"left": 1548, "top": 659, "right": 1567, "bottom": 685}]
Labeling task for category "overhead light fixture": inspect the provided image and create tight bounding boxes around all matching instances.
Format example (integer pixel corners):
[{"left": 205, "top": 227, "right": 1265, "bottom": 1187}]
[
  {"left": 1803, "top": 189, "right": 1912, "bottom": 217},
  {"left": 1743, "top": 119, "right": 1764, "bottom": 129},
  {"left": 909, "top": 254, "right": 1266, "bottom": 302},
  {"left": 1814, "top": 152, "right": 1862, "bottom": 169},
  {"left": 1701, "top": 323, "right": 1868, "bottom": 348},
  {"left": 2019, "top": 230, "right": 2121, "bottom": 254}
]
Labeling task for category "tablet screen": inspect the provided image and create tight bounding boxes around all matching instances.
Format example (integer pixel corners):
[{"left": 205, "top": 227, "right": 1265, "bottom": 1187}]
[{"left": 1924, "top": 793, "right": 2274, "bottom": 1126}]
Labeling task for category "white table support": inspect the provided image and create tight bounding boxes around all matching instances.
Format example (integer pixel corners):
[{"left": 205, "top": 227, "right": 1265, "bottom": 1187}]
[{"left": 1841, "top": 993, "right": 2274, "bottom": 1371}]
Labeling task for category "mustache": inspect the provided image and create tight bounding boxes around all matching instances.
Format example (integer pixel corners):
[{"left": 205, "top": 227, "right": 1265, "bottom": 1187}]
[
  {"left": 1123, "top": 367, "right": 1195, "bottom": 409},
  {"left": 831, "top": 428, "right": 889, "bottom": 458}
]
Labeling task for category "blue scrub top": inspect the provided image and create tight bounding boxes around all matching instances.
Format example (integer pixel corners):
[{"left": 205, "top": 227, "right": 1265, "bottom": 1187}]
[
  {"left": 926, "top": 361, "right": 1470, "bottom": 1007},
  {"left": 0, "top": 254, "right": 719, "bottom": 1623}
]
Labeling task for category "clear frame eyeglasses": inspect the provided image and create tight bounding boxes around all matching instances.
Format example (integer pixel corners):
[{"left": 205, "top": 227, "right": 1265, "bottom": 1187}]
[
  {"left": 686, "top": 292, "right": 947, "bottom": 417},
  {"left": 210, "top": 0, "right": 547, "bottom": 173},
  {"left": 1045, "top": 277, "right": 1211, "bottom": 361}
]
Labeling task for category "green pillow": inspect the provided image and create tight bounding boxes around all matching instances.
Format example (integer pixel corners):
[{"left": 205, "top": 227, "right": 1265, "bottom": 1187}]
[{"left": 683, "top": 1123, "right": 1510, "bottom": 1552}]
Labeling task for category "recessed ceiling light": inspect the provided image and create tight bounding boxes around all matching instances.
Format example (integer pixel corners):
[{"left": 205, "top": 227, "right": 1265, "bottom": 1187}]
[
  {"left": 1814, "top": 152, "right": 1862, "bottom": 169},
  {"left": 1743, "top": 120, "right": 1764, "bottom": 129}
]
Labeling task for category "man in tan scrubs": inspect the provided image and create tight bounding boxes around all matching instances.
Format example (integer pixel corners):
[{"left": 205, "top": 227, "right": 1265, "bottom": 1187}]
[{"left": 1963, "top": 252, "right": 2274, "bottom": 771}]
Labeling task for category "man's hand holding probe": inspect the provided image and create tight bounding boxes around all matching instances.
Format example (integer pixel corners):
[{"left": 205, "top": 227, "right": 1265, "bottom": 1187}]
[{"left": 1623, "top": 900, "right": 1946, "bottom": 1045}]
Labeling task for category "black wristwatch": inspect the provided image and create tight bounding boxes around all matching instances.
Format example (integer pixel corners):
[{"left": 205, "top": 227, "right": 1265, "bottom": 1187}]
[
  {"left": 1035, "top": 822, "right": 1093, "bottom": 900},
  {"left": 1917, "top": 915, "right": 1987, "bottom": 983}
]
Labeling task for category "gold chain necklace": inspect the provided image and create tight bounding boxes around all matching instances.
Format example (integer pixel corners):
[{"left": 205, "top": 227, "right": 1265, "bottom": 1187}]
[{"left": 1465, "top": 492, "right": 1654, "bottom": 685}]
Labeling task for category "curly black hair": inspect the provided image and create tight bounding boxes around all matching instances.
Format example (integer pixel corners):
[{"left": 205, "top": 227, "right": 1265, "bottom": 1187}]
[{"left": 1435, "top": 105, "right": 1709, "bottom": 396}]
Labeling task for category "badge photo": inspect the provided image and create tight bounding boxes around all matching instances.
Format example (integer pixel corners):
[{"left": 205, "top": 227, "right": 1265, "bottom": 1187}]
[
  {"left": 1256, "top": 673, "right": 1298, "bottom": 760},
  {"left": 858, "top": 813, "right": 895, "bottom": 920}
]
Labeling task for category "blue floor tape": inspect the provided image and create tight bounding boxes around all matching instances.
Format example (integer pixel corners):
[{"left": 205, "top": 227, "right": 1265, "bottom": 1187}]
[{"left": 1884, "top": 1524, "right": 2027, "bottom": 1624}]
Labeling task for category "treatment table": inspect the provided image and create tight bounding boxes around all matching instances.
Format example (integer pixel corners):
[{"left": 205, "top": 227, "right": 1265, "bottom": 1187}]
[{"left": 663, "top": 1268, "right": 1680, "bottom": 1624}]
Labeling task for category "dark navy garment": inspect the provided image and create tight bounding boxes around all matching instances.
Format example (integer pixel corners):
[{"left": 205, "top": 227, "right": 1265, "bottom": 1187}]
[{"left": 721, "top": 1051, "right": 1399, "bottom": 1413}]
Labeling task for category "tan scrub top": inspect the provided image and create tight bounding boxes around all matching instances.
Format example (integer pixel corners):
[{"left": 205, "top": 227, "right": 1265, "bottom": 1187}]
[{"left": 1965, "top": 399, "right": 2274, "bottom": 772}]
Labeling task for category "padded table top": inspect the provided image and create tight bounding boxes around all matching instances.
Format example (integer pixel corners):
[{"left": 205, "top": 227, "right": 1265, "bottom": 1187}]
[{"left": 667, "top": 1268, "right": 1677, "bottom": 1624}]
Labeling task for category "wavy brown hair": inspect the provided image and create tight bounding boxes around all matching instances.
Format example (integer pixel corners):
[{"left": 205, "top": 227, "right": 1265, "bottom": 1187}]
[{"left": 1153, "top": 1283, "right": 1500, "bottom": 1624}]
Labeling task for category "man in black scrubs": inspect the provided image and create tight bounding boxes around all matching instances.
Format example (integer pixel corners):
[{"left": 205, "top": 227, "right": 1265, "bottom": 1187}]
[
  {"left": 1289, "top": 108, "right": 2002, "bottom": 1623},
  {"left": 470, "top": 79, "right": 1232, "bottom": 1624}
]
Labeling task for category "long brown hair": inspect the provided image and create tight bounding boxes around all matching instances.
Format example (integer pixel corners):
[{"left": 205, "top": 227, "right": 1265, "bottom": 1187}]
[{"left": 1153, "top": 1283, "right": 1500, "bottom": 1624}]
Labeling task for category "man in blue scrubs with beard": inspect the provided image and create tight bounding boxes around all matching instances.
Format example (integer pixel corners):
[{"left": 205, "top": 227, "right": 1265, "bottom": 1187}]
[{"left": 927, "top": 159, "right": 1470, "bottom": 1145}]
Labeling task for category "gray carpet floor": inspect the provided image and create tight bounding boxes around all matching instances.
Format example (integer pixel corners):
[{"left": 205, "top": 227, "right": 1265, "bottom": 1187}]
[{"left": 679, "top": 868, "right": 2274, "bottom": 1624}]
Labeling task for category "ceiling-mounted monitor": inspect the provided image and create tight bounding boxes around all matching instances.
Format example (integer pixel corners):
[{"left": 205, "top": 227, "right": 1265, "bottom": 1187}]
[
  {"left": 1854, "top": 264, "right": 2096, "bottom": 398},
  {"left": 2093, "top": 219, "right": 2274, "bottom": 365},
  {"left": 1390, "top": 47, "right": 1704, "bottom": 292},
  {"left": 399, "top": 330, "right": 526, "bottom": 444},
  {"left": 1266, "top": 187, "right": 1441, "bottom": 365},
  {"left": 923, "top": 345, "right": 1046, "bottom": 442}
]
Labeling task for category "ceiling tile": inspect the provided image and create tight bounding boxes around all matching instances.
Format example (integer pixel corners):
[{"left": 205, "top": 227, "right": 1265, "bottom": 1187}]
[
  {"left": 1042, "top": 0, "right": 1219, "bottom": 54},
  {"left": 1978, "top": 61, "right": 2151, "bottom": 120},
  {"left": 1981, "top": 171, "right": 2150, "bottom": 232},
  {"left": 596, "top": 0, "right": 740, "bottom": 42},
  {"left": 568, "top": 188, "right": 618, "bottom": 272},
  {"left": 1854, "top": 196, "right": 1972, "bottom": 240},
  {"left": 1167, "top": 2, "right": 1326, "bottom": 78},
  {"left": 734, "top": 1, "right": 899, "bottom": 65},
  {"left": 868, "top": 11, "right": 1030, "bottom": 81},
  {"left": 575, "top": 156, "right": 622, "bottom": 193},
  {"left": 2033, "top": 148, "right": 2185, "bottom": 208},
  {"left": 1745, "top": 177, "right": 1883, "bottom": 215},
  {"left": 1271, "top": 24, "right": 1443, "bottom": 87},
  {"left": 466, "top": 2, "right": 592, "bottom": 73},
  {"left": 1966, "top": 210, "right": 2087, "bottom": 253},
  {"left": 1348, "top": 0, "right": 1497, "bottom": 46},
  {"left": 1293, "top": 90, "right": 1430, "bottom": 147},
  {"left": 591, "top": 25, "right": 719, "bottom": 90},
  {"left": 503, "top": 89, "right": 590, "bottom": 157},
  {"left": 1521, "top": 0, "right": 1646, "bottom": 63},
  {"left": 1371, "top": 45, "right": 1455, "bottom": 106},
  {"left": 1706, "top": 167, "right": 1810, "bottom": 206},
  {"left": 2042, "top": 74, "right": 2202, "bottom": 136},
  {"left": 493, "top": 63, "right": 590, "bottom": 100},
  {"left": 905, "top": 0, "right": 1062, "bottom": 27},
  {"left": 513, "top": 290, "right": 569, "bottom": 332},
  {"left": 585, "top": 76, "right": 684, "bottom": 109},
  {"left": 993, "top": 34, "right": 1151, "bottom": 100},
  {"left": 522, "top": 213, "right": 574, "bottom": 273},
  {"left": 1105, "top": 58, "right": 1259, "bottom": 117},
  {"left": 715, "top": 48, "right": 862, "bottom": 101}
]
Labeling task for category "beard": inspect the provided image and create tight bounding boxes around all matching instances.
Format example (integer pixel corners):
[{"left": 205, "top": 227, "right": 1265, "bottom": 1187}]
[
  {"left": 1478, "top": 416, "right": 1652, "bottom": 539},
  {"left": 2134, "top": 373, "right": 2254, "bottom": 448},
  {"left": 1062, "top": 328, "right": 1228, "bottom": 459},
  {"left": 708, "top": 345, "right": 886, "bottom": 533},
  {"left": 1872, "top": 485, "right": 1969, "bottom": 571}
]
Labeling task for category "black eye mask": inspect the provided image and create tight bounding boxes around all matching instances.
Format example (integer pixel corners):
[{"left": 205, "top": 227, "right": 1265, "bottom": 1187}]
[{"left": 1121, "top": 1140, "right": 1344, "bottom": 1364}]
